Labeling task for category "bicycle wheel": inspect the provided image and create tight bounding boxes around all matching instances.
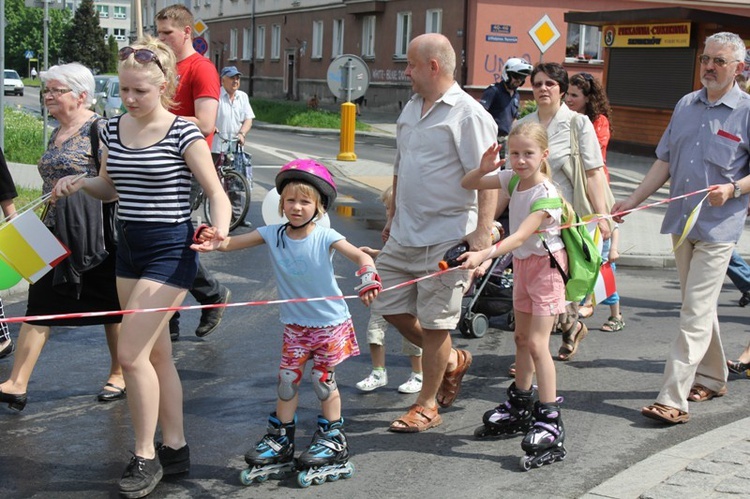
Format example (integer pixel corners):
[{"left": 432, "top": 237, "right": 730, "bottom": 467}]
[{"left": 204, "top": 169, "right": 251, "bottom": 232}]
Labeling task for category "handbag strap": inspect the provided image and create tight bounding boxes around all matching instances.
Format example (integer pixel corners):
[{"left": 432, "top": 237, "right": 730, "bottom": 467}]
[{"left": 570, "top": 112, "right": 580, "bottom": 156}]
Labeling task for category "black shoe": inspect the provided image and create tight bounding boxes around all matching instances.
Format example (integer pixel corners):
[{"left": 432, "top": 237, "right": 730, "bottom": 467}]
[
  {"left": 195, "top": 287, "right": 232, "bottom": 338},
  {"left": 169, "top": 316, "right": 180, "bottom": 342},
  {"left": 728, "top": 359, "right": 750, "bottom": 375},
  {"left": 118, "top": 454, "right": 163, "bottom": 498},
  {"left": 156, "top": 442, "right": 190, "bottom": 475},
  {"left": 740, "top": 292, "right": 750, "bottom": 307},
  {"left": 97, "top": 382, "right": 126, "bottom": 402},
  {"left": 0, "top": 340, "right": 14, "bottom": 359},
  {"left": 0, "top": 389, "right": 27, "bottom": 411}
]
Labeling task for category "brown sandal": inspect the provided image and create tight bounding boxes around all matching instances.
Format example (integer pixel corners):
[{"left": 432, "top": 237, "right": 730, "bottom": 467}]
[
  {"left": 437, "top": 349, "right": 473, "bottom": 408},
  {"left": 641, "top": 403, "right": 689, "bottom": 424},
  {"left": 388, "top": 404, "right": 443, "bottom": 433},
  {"left": 557, "top": 322, "right": 588, "bottom": 361},
  {"left": 688, "top": 384, "right": 727, "bottom": 402}
]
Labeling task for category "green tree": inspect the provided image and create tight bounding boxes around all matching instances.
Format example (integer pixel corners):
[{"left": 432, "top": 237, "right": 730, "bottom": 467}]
[
  {"left": 59, "top": 0, "right": 109, "bottom": 73},
  {"left": 4, "top": 0, "right": 71, "bottom": 76},
  {"left": 106, "top": 36, "right": 119, "bottom": 73}
]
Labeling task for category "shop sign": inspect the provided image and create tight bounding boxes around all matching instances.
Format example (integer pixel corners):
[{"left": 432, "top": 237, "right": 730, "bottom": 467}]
[{"left": 602, "top": 22, "right": 690, "bottom": 48}]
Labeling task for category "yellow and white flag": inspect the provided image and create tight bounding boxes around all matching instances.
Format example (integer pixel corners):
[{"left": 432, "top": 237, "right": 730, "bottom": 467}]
[
  {"left": 673, "top": 192, "right": 710, "bottom": 252},
  {"left": 0, "top": 210, "right": 70, "bottom": 283}
]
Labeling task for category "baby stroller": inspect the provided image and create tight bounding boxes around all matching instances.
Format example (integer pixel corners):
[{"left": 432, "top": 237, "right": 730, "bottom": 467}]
[{"left": 459, "top": 251, "right": 514, "bottom": 338}]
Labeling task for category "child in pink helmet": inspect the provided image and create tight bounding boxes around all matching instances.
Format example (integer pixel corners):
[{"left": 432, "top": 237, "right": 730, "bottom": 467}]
[{"left": 193, "top": 159, "right": 381, "bottom": 486}]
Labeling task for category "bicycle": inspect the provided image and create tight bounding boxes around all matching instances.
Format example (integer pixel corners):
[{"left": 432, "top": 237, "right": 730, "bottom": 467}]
[{"left": 190, "top": 133, "right": 252, "bottom": 232}]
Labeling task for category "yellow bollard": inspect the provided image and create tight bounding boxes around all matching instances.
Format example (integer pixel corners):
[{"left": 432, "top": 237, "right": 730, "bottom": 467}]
[{"left": 337, "top": 102, "right": 357, "bottom": 161}]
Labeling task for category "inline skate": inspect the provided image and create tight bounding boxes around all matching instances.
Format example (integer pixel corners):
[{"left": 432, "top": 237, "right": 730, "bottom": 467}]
[
  {"left": 296, "top": 416, "right": 354, "bottom": 487},
  {"left": 519, "top": 401, "right": 567, "bottom": 470},
  {"left": 240, "top": 413, "right": 296, "bottom": 485},
  {"left": 474, "top": 382, "right": 535, "bottom": 438}
]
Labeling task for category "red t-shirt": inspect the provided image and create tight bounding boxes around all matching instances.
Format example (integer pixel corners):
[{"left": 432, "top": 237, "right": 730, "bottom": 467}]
[
  {"left": 173, "top": 52, "right": 220, "bottom": 147},
  {"left": 592, "top": 114, "right": 611, "bottom": 182}
]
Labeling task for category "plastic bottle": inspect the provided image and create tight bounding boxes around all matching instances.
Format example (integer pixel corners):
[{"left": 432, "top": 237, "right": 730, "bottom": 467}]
[{"left": 438, "top": 221, "right": 503, "bottom": 270}]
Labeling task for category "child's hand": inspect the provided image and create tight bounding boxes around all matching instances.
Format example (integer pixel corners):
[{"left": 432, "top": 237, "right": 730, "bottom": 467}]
[
  {"left": 359, "top": 246, "right": 381, "bottom": 258},
  {"left": 190, "top": 224, "right": 227, "bottom": 252},
  {"left": 458, "top": 249, "right": 489, "bottom": 270},
  {"left": 355, "top": 265, "right": 382, "bottom": 307},
  {"left": 479, "top": 143, "right": 505, "bottom": 175},
  {"left": 608, "top": 247, "right": 619, "bottom": 263}
]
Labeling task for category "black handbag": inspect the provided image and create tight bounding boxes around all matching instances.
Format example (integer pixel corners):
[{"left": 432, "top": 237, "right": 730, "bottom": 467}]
[{"left": 90, "top": 119, "right": 118, "bottom": 247}]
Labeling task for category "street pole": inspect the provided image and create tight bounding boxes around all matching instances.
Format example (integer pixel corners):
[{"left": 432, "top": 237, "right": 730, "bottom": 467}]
[
  {"left": 42, "top": 0, "right": 50, "bottom": 148},
  {"left": 134, "top": 0, "right": 142, "bottom": 39}
]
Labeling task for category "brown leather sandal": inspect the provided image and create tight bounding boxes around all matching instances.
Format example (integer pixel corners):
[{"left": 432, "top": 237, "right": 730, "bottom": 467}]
[
  {"left": 557, "top": 321, "right": 588, "bottom": 361},
  {"left": 688, "top": 384, "right": 727, "bottom": 402},
  {"left": 388, "top": 404, "right": 443, "bottom": 433},
  {"left": 641, "top": 403, "right": 689, "bottom": 424},
  {"left": 437, "top": 349, "right": 473, "bottom": 408}
]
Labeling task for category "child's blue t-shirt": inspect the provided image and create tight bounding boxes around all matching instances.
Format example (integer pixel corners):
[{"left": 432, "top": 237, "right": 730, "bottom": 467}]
[{"left": 257, "top": 223, "right": 351, "bottom": 327}]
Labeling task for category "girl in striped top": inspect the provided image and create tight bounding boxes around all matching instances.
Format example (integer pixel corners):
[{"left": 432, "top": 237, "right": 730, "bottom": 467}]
[{"left": 54, "top": 36, "right": 230, "bottom": 498}]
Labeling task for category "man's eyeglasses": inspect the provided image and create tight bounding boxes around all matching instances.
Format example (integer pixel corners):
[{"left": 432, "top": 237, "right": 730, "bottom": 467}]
[
  {"left": 532, "top": 80, "right": 559, "bottom": 89},
  {"left": 42, "top": 87, "right": 73, "bottom": 97},
  {"left": 698, "top": 55, "right": 740, "bottom": 67},
  {"left": 118, "top": 47, "right": 166, "bottom": 75}
]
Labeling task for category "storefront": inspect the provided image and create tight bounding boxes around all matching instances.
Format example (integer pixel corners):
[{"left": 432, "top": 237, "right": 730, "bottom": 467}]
[{"left": 565, "top": 7, "right": 750, "bottom": 151}]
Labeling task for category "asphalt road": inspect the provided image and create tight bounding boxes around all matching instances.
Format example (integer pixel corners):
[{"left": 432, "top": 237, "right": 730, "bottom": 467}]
[{"left": 2, "top": 160, "right": 750, "bottom": 498}]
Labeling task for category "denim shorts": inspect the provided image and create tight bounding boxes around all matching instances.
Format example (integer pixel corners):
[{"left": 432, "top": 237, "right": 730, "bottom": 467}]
[{"left": 116, "top": 220, "right": 198, "bottom": 289}]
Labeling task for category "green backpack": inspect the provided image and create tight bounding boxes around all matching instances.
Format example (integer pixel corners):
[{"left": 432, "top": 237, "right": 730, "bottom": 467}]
[{"left": 508, "top": 175, "right": 602, "bottom": 302}]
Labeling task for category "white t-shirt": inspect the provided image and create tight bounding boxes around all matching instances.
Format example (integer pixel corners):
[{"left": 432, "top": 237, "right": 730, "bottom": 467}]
[{"left": 498, "top": 170, "right": 564, "bottom": 259}]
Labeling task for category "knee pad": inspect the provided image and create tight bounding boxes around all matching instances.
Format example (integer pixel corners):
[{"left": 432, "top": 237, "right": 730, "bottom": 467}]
[
  {"left": 278, "top": 368, "right": 302, "bottom": 401},
  {"left": 311, "top": 366, "right": 337, "bottom": 401}
]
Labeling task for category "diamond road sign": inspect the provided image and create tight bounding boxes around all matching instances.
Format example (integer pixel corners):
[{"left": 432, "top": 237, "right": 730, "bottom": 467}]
[{"left": 528, "top": 14, "right": 560, "bottom": 54}]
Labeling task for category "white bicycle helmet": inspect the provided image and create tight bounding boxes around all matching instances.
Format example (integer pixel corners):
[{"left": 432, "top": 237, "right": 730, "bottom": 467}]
[{"left": 502, "top": 58, "right": 533, "bottom": 83}]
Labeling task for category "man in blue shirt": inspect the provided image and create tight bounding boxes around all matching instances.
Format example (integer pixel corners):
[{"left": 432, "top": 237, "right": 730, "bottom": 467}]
[{"left": 613, "top": 32, "right": 750, "bottom": 425}]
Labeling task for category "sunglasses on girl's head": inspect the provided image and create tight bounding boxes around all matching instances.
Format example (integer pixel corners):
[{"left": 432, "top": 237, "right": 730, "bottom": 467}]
[{"left": 118, "top": 47, "right": 166, "bottom": 75}]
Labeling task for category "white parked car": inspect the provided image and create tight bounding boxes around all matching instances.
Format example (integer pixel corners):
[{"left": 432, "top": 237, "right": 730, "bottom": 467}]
[{"left": 4, "top": 70, "right": 24, "bottom": 96}]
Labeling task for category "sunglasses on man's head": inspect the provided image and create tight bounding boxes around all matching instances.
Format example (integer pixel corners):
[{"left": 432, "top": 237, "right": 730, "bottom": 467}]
[{"left": 118, "top": 47, "right": 166, "bottom": 75}]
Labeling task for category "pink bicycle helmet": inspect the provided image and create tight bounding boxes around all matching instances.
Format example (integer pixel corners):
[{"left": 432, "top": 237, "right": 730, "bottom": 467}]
[{"left": 275, "top": 159, "right": 338, "bottom": 209}]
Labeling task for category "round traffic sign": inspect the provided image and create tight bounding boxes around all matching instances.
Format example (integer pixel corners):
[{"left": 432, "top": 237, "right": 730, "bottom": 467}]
[
  {"left": 193, "top": 36, "right": 208, "bottom": 56},
  {"left": 326, "top": 54, "right": 370, "bottom": 102}
]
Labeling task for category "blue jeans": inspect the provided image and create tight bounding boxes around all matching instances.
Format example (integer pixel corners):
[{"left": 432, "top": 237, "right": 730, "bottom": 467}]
[{"left": 726, "top": 249, "right": 750, "bottom": 294}]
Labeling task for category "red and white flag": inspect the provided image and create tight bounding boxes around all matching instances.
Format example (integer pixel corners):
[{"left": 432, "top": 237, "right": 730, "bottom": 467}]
[{"left": 593, "top": 261, "right": 616, "bottom": 304}]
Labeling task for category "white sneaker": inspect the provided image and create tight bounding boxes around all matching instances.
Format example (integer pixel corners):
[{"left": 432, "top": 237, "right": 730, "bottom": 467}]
[
  {"left": 398, "top": 372, "right": 423, "bottom": 394},
  {"left": 356, "top": 370, "right": 388, "bottom": 392}
]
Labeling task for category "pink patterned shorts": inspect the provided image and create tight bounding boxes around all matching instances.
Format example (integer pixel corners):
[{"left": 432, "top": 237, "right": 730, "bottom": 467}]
[{"left": 280, "top": 319, "right": 360, "bottom": 370}]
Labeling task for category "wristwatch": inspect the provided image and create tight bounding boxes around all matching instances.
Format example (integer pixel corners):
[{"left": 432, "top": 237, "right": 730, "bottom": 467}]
[{"left": 733, "top": 181, "right": 742, "bottom": 198}]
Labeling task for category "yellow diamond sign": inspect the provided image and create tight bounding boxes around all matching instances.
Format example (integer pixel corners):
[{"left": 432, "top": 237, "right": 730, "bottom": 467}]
[
  {"left": 528, "top": 14, "right": 561, "bottom": 54},
  {"left": 194, "top": 19, "right": 208, "bottom": 36}
]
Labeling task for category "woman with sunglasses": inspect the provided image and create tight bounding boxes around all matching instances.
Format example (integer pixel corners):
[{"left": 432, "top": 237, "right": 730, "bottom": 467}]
[
  {"left": 0, "top": 63, "right": 126, "bottom": 411},
  {"left": 54, "top": 37, "right": 230, "bottom": 498},
  {"left": 517, "top": 62, "right": 612, "bottom": 362}
]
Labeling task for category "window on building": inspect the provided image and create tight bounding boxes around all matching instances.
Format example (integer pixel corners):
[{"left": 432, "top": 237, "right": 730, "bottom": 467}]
[
  {"left": 114, "top": 28, "right": 127, "bottom": 42},
  {"left": 426, "top": 9, "right": 442, "bottom": 33},
  {"left": 114, "top": 5, "right": 126, "bottom": 19},
  {"left": 566, "top": 23, "right": 603, "bottom": 62},
  {"left": 256, "top": 25, "right": 266, "bottom": 60},
  {"left": 96, "top": 5, "right": 109, "bottom": 18},
  {"left": 242, "top": 27, "right": 252, "bottom": 60},
  {"left": 271, "top": 24, "right": 281, "bottom": 60},
  {"left": 362, "top": 16, "right": 375, "bottom": 58},
  {"left": 332, "top": 19, "right": 344, "bottom": 57},
  {"left": 312, "top": 20, "right": 324, "bottom": 59},
  {"left": 395, "top": 12, "right": 412, "bottom": 58},
  {"left": 229, "top": 28, "right": 238, "bottom": 60}
]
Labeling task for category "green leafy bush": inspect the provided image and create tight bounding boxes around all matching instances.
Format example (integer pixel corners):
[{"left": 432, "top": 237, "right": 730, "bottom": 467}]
[
  {"left": 252, "top": 98, "right": 369, "bottom": 131},
  {"left": 4, "top": 107, "right": 46, "bottom": 164}
]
